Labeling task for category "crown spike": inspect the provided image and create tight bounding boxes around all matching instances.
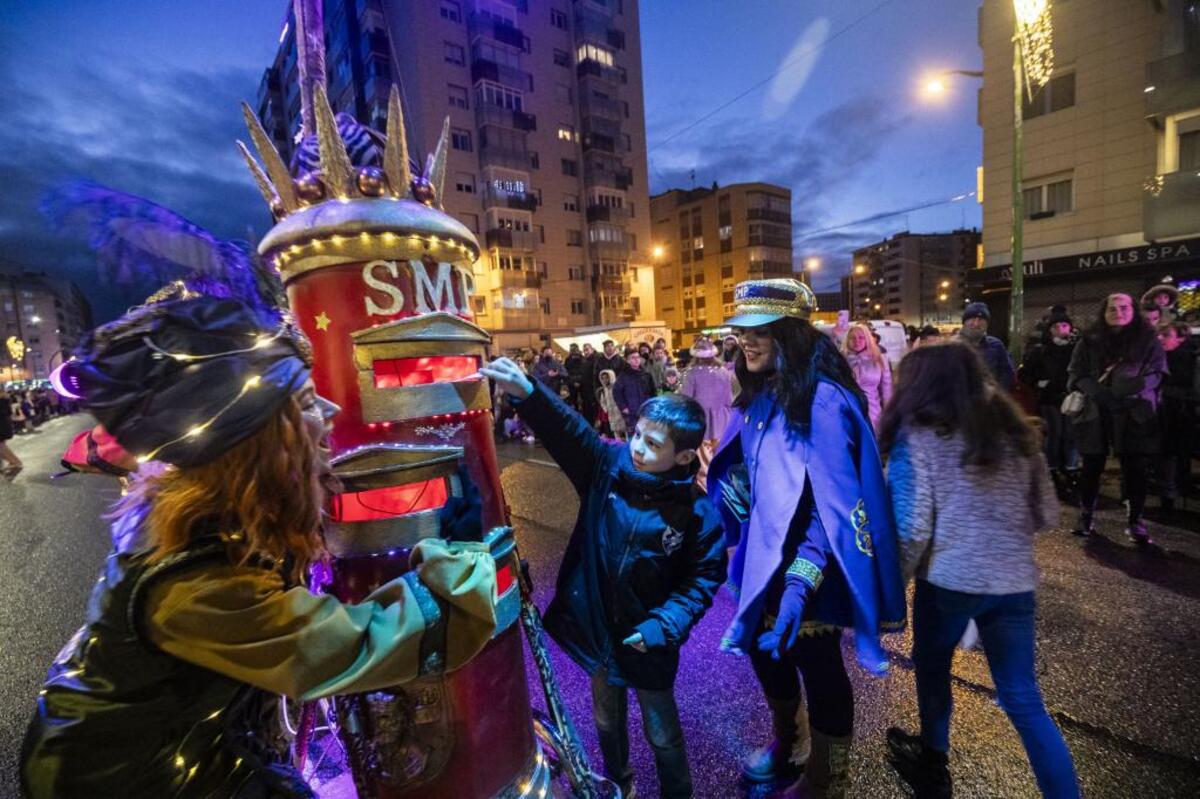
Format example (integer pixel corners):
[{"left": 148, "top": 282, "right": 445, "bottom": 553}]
[
  {"left": 313, "top": 84, "right": 355, "bottom": 198},
  {"left": 429, "top": 116, "right": 451, "bottom": 209},
  {"left": 236, "top": 141, "right": 277, "bottom": 207},
  {"left": 383, "top": 85, "right": 412, "bottom": 198},
  {"left": 240, "top": 103, "right": 298, "bottom": 212}
]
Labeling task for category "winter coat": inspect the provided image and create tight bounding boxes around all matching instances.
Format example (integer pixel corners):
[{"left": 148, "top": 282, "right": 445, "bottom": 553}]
[
  {"left": 532, "top": 356, "right": 564, "bottom": 391},
  {"left": 1022, "top": 336, "right": 1076, "bottom": 406},
  {"left": 564, "top": 353, "right": 584, "bottom": 385},
  {"left": 888, "top": 426, "right": 1058, "bottom": 595},
  {"left": 957, "top": 333, "right": 1015, "bottom": 390},
  {"left": 596, "top": 370, "right": 625, "bottom": 435},
  {"left": 845, "top": 352, "right": 892, "bottom": 429},
  {"left": 595, "top": 352, "right": 625, "bottom": 379},
  {"left": 680, "top": 364, "right": 734, "bottom": 441},
  {"left": 1067, "top": 332, "right": 1167, "bottom": 455},
  {"left": 647, "top": 358, "right": 668, "bottom": 391},
  {"left": 0, "top": 400, "right": 12, "bottom": 441},
  {"left": 1161, "top": 345, "right": 1197, "bottom": 457},
  {"left": 613, "top": 368, "right": 656, "bottom": 430},
  {"left": 512, "top": 382, "right": 726, "bottom": 690}
]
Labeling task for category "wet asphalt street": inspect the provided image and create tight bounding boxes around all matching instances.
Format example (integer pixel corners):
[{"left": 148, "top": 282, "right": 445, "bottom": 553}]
[{"left": 2, "top": 418, "right": 1198, "bottom": 797}]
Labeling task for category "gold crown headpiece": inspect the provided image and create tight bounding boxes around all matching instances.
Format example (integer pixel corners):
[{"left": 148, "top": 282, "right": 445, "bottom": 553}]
[{"left": 237, "top": 83, "right": 450, "bottom": 221}]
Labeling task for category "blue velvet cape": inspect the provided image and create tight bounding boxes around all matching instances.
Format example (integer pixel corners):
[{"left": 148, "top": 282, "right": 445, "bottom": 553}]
[{"left": 708, "top": 380, "right": 906, "bottom": 674}]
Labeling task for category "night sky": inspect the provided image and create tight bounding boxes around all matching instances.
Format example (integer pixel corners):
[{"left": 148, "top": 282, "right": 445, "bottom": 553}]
[{"left": 0, "top": 0, "right": 982, "bottom": 322}]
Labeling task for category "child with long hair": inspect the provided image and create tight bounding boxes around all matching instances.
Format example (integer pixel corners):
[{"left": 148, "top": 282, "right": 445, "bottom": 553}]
[
  {"left": 840, "top": 322, "right": 892, "bottom": 430},
  {"left": 708, "top": 279, "right": 906, "bottom": 797},
  {"left": 21, "top": 297, "right": 498, "bottom": 798},
  {"left": 880, "top": 342, "right": 1079, "bottom": 799}
]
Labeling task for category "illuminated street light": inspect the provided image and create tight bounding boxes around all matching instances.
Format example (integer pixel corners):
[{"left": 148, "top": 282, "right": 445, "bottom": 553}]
[
  {"left": 30, "top": 315, "right": 42, "bottom": 324},
  {"left": 939, "top": 293, "right": 949, "bottom": 301},
  {"left": 854, "top": 264, "right": 866, "bottom": 275},
  {"left": 652, "top": 245, "right": 664, "bottom": 259},
  {"left": 805, "top": 257, "right": 820, "bottom": 271},
  {"left": 940, "top": 280, "right": 951, "bottom": 288}
]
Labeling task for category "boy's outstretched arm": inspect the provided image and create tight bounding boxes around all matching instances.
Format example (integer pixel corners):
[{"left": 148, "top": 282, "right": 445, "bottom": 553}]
[{"left": 479, "top": 357, "right": 613, "bottom": 495}]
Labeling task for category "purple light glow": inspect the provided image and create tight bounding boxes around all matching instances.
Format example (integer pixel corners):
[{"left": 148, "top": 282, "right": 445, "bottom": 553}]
[{"left": 49, "top": 361, "right": 82, "bottom": 399}]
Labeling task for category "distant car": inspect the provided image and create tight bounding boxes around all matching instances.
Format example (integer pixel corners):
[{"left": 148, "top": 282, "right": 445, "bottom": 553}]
[{"left": 814, "top": 319, "right": 908, "bottom": 369}]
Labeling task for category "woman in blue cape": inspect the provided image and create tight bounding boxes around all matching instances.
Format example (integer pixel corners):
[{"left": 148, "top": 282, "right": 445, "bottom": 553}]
[{"left": 708, "top": 279, "right": 906, "bottom": 798}]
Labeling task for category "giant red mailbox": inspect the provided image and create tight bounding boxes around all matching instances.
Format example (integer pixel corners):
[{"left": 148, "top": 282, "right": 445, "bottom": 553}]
[{"left": 244, "top": 84, "right": 548, "bottom": 798}]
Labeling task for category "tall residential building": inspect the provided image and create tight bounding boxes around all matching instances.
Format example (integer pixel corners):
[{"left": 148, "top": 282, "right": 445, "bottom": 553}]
[
  {"left": 1, "top": 262, "right": 93, "bottom": 381},
  {"left": 847, "top": 230, "right": 980, "bottom": 328},
  {"left": 256, "top": 0, "right": 653, "bottom": 350},
  {"left": 972, "top": 0, "right": 1200, "bottom": 335},
  {"left": 649, "top": 182, "right": 793, "bottom": 343}
]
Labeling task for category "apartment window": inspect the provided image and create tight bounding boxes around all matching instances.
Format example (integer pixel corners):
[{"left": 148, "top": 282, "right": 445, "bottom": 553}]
[
  {"left": 1022, "top": 72, "right": 1075, "bottom": 119},
  {"left": 563, "top": 194, "right": 579, "bottom": 212},
  {"left": 554, "top": 83, "right": 573, "bottom": 105},
  {"left": 1180, "top": 129, "right": 1200, "bottom": 171},
  {"left": 476, "top": 81, "right": 523, "bottom": 111},
  {"left": 622, "top": 100, "right": 630, "bottom": 118},
  {"left": 457, "top": 212, "right": 479, "bottom": 232},
  {"left": 561, "top": 158, "right": 578, "bottom": 176},
  {"left": 541, "top": 299, "right": 551, "bottom": 315},
  {"left": 443, "top": 42, "right": 465, "bottom": 66},
  {"left": 1022, "top": 176, "right": 1073, "bottom": 218},
  {"left": 454, "top": 172, "right": 476, "bottom": 194},
  {"left": 568, "top": 265, "right": 585, "bottom": 280},
  {"left": 550, "top": 9, "right": 568, "bottom": 29},
  {"left": 448, "top": 83, "right": 469, "bottom": 108},
  {"left": 553, "top": 49, "right": 570, "bottom": 67},
  {"left": 571, "top": 300, "right": 586, "bottom": 314},
  {"left": 450, "top": 128, "right": 472, "bottom": 151},
  {"left": 557, "top": 124, "right": 577, "bottom": 142},
  {"left": 567, "top": 229, "right": 583, "bottom": 246},
  {"left": 630, "top": 233, "right": 637, "bottom": 251},
  {"left": 439, "top": 1, "right": 461, "bottom": 22},
  {"left": 576, "top": 43, "right": 614, "bottom": 67}
]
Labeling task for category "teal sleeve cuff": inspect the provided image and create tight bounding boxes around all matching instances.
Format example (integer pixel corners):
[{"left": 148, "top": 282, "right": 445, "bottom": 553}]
[{"left": 785, "top": 557, "right": 824, "bottom": 591}]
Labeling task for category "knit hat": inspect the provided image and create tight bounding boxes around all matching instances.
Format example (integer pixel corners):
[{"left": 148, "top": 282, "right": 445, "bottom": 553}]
[
  {"left": 962, "top": 302, "right": 990, "bottom": 323},
  {"left": 1047, "top": 307, "right": 1072, "bottom": 328},
  {"left": 690, "top": 339, "right": 718, "bottom": 359}
]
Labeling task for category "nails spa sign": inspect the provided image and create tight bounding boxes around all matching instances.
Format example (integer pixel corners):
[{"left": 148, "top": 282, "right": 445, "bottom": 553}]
[{"left": 971, "top": 237, "right": 1199, "bottom": 287}]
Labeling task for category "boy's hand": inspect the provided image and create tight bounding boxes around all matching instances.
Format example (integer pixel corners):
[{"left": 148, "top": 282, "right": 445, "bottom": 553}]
[
  {"left": 478, "top": 358, "right": 534, "bottom": 399},
  {"left": 622, "top": 632, "right": 648, "bottom": 653}
]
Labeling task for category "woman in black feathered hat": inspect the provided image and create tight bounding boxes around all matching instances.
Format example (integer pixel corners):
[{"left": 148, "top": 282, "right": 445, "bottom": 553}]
[{"left": 20, "top": 294, "right": 498, "bottom": 798}]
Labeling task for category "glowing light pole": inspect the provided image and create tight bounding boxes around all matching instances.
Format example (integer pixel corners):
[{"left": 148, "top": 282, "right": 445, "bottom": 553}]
[{"left": 922, "top": 1, "right": 1053, "bottom": 362}]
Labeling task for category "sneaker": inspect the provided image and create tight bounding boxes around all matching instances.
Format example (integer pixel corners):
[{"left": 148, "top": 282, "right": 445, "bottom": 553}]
[
  {"left": 522, "top": 435, "right": 536, "bottom": 444},
  {"left": 886, "top": 728, "right": 951, "bottom": 799},
  {"left": 1127, "top": 522, "right": 1155, "bottom": 548},
  {"left": 1071, "top": 517, "right": 1095, "bottom": 537}
]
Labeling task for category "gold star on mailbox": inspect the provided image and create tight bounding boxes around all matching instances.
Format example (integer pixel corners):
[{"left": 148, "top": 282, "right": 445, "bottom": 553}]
[{"left": 314, "top": 312, "right": 331, "bottom": 331}]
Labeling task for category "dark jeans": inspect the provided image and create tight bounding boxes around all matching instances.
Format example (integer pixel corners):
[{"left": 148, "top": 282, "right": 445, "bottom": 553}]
[
  {"left": 590, "top": 667, "right": 692, "bottom": 799},
  {"left": 748, "top": 629, "right": 853, "bottom": 738},
  {"left": 912, "top": 581, "right": 1079, "bottom": 799},
  {"left": 1079, "top": 452, "right": 1147, "bottom": 524},
  {"left": 1039, "top": 404, "right": 1078, "bottom": 471}
]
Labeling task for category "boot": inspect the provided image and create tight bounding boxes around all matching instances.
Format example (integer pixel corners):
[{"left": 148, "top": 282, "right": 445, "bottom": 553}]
[
  {"left": 741, "top": 694, "right": 810, "bottom": 785},
  {"left": 1050, "top": 469, "right": 1071, "bottom": 503},
  {"left": 1071, "top": 512, "right": 1095, "bottom": 538},
  {"left": 886, "top": 728, "right": 951, "bottom": 799},
  {"left": 797, "top": 729, "right": 852, "bottom": 799},
  {"left": 1127, "top": 519, "right": 1155, "bottom": 548}
]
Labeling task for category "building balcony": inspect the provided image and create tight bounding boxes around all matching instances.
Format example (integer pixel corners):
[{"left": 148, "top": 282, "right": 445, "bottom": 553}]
[
  {"left": 491, "top": 307, "right": 542, "bottom": 331},
  {"left": 475, "top": 104, "right": 537, "bottom": 131},
  {"left": 490, "top": 269, "right": 542, "bottom": 291},
  {"left": 580, "top": 94, "right": 623, "bottom": 121},
  {"left": 479, "top": 143, "right": 537, "bottom": 171},
  {"left": 585, "top": 204, "right": 631, "bottom": 223},
  {"left": 576, "top": 59, "right": 623, "bottom": 84},
  {"left": 584, "top": 162, "right": 633, "bottom": 190},
  {"left": 589, "top": 238, "right": 631, "bottom": 259},
  {"left": 468, "top": 13, "right": 528, "bottom": 51},
  {"left": 599, "top": 307, "right": 636, "bottom": 325},
  {"left": 485, "top": 228, "right": 539, "bottom": 251},
  {"left": 592, "top": 272, "right": 632, "bottom": 294},
  {"left": 1145, "top": 50, "right": 1200, "bottom": 120},
  {"left": 747, "top": 234, "right": 793, "bottom": 249},
  {"left": 582, "top": 133, "right": 617, "bottom": 154},
  {"left": 746, "top": 208, "right": 792, "bottom": 224},
  {"left": 1144, "top": 170, "right": 1200, "bottom": 241},
  {"left": 484, "top": 189, "right": 539, "bottom": 212},
  {"left": 581, "top": 115, "right": 622, "bottom": 139},
  {"left": 470, "top": 58, "right": 533, "bottom": 91}
]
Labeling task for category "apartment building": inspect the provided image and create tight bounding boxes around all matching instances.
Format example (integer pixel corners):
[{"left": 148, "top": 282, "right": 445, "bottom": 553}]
[
  {"left": 649, "top": 182, "right": 793, "bottom": 344},
  {"left": 257, "top": 0, "right": 653, "bottom": 350},
  {"left": 847, "top": 230, "right": 980, "bottom": 328},
  {"left": 971, "top": 0, "right": 1200, "bottom": 333},
  {"left": 1, "top": 262, "right": 93, "bottom": 382}
]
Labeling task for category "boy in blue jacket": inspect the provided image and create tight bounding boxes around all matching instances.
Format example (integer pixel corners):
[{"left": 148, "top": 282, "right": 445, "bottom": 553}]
[{"left": 480, "top": 357, "right": 726, "bottom": 799}]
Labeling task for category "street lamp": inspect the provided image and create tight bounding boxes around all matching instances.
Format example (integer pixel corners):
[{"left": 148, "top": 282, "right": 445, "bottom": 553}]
[
  {"left": 800, "top": 257, "right": 820, "bottom": 286},
  {"left": 652, "top": 245, "right": 664, "bottom": 259},
  {"left": 920, "top": 0, "right": 1053, "bottom": 363}
]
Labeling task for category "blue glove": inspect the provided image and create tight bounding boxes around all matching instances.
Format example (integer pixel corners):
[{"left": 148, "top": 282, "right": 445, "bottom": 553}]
[{"left": 757, "top": 575, "right": 809, "bottom": 660}]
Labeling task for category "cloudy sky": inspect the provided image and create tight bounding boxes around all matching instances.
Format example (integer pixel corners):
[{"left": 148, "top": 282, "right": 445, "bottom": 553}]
[{"left": 0, "top": 0, "right": 982, "bottom": 321}]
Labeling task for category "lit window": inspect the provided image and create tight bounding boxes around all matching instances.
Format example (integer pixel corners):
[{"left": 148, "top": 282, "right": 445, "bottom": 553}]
[
  {"left": 557, "top": 124, "right": 576, "bottom": 142},
  {"left": 576, "top": 43, "right": 614, "bottom": 67}
]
